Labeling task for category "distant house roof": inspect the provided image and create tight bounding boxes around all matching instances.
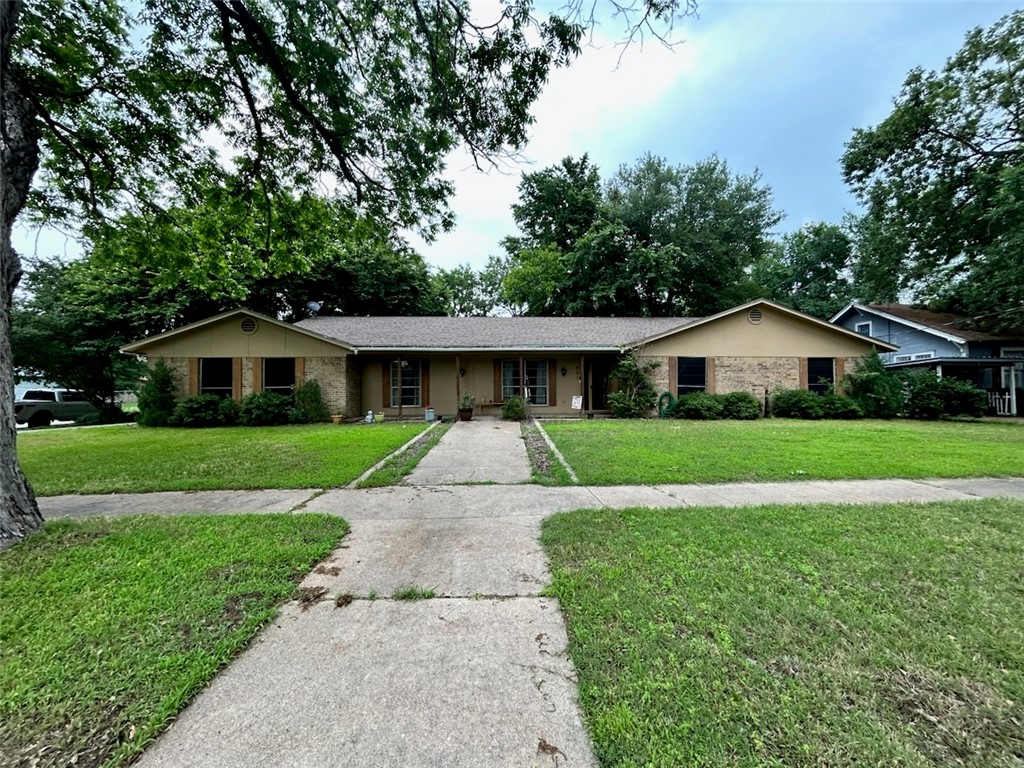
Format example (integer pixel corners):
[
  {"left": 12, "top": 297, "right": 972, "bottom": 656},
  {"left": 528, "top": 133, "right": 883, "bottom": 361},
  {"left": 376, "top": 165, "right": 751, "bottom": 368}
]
[
  {"left": 295, "top": 315, "right": 697, "bottom": 352},
  {"left": 831, "top": 302, "right": 1022, "bottom": 345}
]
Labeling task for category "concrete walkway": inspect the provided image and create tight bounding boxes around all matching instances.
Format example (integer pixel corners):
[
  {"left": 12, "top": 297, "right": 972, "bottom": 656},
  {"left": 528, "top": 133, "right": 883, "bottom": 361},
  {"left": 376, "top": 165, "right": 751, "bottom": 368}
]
[
  {"left": 38, "top": 474, "right": 1024, "bottom": 765},
  {"left": 405, "top": 417, "right": 532, "bottom": 485}
]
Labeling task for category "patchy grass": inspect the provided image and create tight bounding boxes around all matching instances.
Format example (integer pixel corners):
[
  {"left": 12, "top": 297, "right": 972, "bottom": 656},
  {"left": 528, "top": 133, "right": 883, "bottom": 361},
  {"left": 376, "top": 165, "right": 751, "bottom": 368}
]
[
  {"left": 19, "top": 423, "right": 428, "bottom": 495},
  {"left": 357, "top": 421, "right": 451, "bottom": 488},
  {"left": 391, "top": 585, "right": 436, "bottom": 600},
  {"left": 542, "top": 499, "right": 1024, "bottom": 767},
  {"left": 543, "top": 419, "right": 1024, "bottom": 485},
  {"left": 0, "top": 514, "right": 348, "bottom": 768},
  {"left": 522, "top": 421, "right": 574, "bottom": 485}
]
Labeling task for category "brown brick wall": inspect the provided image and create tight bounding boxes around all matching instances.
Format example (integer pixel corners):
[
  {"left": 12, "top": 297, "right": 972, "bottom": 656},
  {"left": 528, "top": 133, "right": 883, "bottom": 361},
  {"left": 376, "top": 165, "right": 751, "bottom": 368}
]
[
  {"left": 305, "top": 357, "right": 355, "bottom": 417},
  {"left": 156, "top": 357, "right": 191, "bottom": 400},
  {"left": 645, "top": 356, "right": 673, "bottom": 396},
  {"left": 713, "top": 356, "right": 801, "bottom": 401}
]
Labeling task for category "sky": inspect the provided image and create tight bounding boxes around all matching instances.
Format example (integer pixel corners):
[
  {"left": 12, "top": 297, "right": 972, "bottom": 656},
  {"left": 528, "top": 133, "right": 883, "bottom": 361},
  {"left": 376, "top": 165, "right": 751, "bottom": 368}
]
[
  {"left": 407, "top": 0, "right": 1021, "bottom": 271},
  {"left": 13, "top": 0, "right": 1021, "bottom": 273}
]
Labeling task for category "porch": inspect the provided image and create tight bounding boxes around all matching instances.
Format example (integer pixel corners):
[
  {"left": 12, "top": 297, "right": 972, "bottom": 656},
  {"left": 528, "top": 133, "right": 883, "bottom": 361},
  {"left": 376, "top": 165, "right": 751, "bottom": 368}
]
[{"left": 885, "top": 357, "right": 1022, "bottom": 416}]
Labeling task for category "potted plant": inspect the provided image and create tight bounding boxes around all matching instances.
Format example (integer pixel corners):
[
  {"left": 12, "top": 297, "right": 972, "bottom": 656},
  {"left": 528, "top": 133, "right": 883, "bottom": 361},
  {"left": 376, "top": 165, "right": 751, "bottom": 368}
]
[{"left": 457, "top": 391, "right": 475, "bottom": 421}]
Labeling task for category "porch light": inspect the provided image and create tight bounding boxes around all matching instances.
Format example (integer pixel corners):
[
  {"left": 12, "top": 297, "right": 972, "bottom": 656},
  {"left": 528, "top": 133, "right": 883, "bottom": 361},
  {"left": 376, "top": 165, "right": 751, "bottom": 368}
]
[
  {"left": 561, "top": 367, "right": 567, "bottom": 377},
  {"left": 459, "top": 367, "right": 466, "bottom": 377}
]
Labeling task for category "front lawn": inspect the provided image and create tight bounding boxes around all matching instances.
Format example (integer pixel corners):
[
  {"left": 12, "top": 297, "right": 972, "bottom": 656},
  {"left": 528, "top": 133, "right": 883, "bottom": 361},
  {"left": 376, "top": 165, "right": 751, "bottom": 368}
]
[
  {"left": 18, "top": 423, "right": 427, "bottom": 495},
  {"left": 0, "top": 514, "right": 348, "bottom": 768},
  {"left": 543, "top": 499, "right": 1024, "bottom": 767},
  {"left": 542, "top": 419, "right": 1024, "bottom": 485}
]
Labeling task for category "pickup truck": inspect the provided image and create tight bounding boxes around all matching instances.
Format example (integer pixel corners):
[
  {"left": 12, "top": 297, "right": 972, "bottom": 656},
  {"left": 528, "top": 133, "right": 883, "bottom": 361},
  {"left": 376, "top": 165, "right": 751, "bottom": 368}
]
[{"left": 15, "top": 389, "right": 98, "bottom": 428}]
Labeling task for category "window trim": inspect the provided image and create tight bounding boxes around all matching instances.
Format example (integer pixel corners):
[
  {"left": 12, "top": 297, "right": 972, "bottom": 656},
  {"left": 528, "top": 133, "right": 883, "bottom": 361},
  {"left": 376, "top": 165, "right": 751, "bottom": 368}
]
[
  {"left": 199, "top": 357, "right": 234, "bottom": 399},
  {"left": 677, "top": 356, "right": 707, "bottom": 395},
  {"left": 262, "top": 357, "right": 296, "bottom": 395},
  {"left": 855, "top": 321, "right": 872, "bottom": 336},
  {"left": 911, "top": 351, "right": 935, "bottom": 361},
  {"left": 501, "top": 358, "right": 553, "bottom": 406},
  {"left": 807, "top": 357, "right": 835, "bottom": 394}
]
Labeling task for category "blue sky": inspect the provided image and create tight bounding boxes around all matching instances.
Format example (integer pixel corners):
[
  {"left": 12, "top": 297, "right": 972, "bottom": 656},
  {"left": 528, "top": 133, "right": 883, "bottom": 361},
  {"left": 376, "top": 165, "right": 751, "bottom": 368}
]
[
  {"left": 410, "top": 0, "right": 1021, "bottom": 270},
  {"left": 14, "top": 1, "right": 1021, "bottom": 273}
]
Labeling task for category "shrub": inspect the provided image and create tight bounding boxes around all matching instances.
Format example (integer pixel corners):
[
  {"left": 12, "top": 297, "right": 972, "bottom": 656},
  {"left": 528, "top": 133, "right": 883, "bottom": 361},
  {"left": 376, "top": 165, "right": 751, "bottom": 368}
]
[
  {"left": 502, "top": 394, "right": 527, "bottom": 421},
  {"left": 940, "top": 378, "right": 987, "bottom": 418},
  {"left": 899, "top": 370, "right": 988, "bottom": 419},
  {"left": 671, "top": 392, "right": 724, "bottom": 420},
  {"left": 137, "top": 360, "right": 177, "bottom": 427},
  {"left": 294, "top": 379, "right": 330, "bottom": 423},
  {"left": 771, "top": 389, "right": 824, "bottom": 419},
  {"left": 820, "top": 393, "right": 863, "bottom": 419},
  {"left": 842, "top": 351, "right": 903, "bottom": 419},
  {"left": 239, "top": 391, "right": 295, "bottom": 426},
  {"left": 170, "top": 394, "right": 229, "bottom": 428},
  {"left": 218, "top": 397, "right": 240, "bottom": 425},
  {"left": 607, "top": 354, "right": 659, "bottom": 418},
  {"left": 719, "top": 391, "right": 761, "bottom": 420}
]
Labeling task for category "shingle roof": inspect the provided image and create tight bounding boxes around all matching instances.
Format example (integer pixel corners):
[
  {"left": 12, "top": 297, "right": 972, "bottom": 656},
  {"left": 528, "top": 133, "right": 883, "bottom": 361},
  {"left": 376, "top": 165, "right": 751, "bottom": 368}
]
[
  {"left": 867, "top": 304, "right": 1022, "bottom": 342},
  {"left": 294, "top": 315, "right": 698, "bottom": 351}
]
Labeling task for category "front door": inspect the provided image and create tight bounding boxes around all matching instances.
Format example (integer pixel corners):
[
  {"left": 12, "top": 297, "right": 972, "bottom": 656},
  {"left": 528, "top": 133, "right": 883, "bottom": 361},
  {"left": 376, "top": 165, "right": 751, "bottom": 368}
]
[{"left": 585, "top": 358, "right": 613, "bottom": 411}]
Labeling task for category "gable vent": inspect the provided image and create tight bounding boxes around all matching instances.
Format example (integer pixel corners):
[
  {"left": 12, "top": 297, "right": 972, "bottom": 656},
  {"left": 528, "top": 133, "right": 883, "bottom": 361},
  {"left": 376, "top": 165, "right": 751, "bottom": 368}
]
[
  {"left": 747, "top": 308, "right": 764, "bottom": 325},
  {"left": 240, "top": 318, "right": 258, "bottom": 334}
]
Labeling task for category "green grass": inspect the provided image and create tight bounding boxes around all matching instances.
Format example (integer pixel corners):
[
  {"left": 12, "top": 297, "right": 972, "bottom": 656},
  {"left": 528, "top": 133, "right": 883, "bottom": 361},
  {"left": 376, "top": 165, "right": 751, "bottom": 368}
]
[
  {"left": 543, "top": 419, "right": 1024, "bottom": 485},
  {"left": 523, "top": 421, "right": 574, "bottom": 485},
  {"left": 19, "top": 423, "right": 428, "bottom": 495},
  {"left": 357, "top": 421, "right": 451, "bottom": 488},
  {"left": 542, "top": 499, "right": 1024, "bottom": 767},
  {"left": 0, "top": 514, "right": 348, "bottom": 768},
  {"left": 391, "top": 585, "right": 436, "bottom": 600}
]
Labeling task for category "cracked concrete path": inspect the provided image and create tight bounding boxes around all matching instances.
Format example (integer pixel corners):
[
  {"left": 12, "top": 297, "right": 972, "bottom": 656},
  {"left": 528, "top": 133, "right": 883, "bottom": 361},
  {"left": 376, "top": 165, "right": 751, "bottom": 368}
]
[{"left": 404, "top": 417, "right": 532, "bottom": 485}]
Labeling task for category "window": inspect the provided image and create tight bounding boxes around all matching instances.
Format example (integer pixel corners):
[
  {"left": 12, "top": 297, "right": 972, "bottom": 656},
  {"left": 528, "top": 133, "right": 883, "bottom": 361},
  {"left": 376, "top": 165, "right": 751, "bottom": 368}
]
[
  {"left": 200, "top": 358, "right": 233, "bottom": 398},
  {"left": 390, "top": 360, "right": 422, "bottom": 407},
  {"left": 808, "top": 357, "right": 835, "bottom": 394},
  {"left": 23, "top": 390, "right": 56, "bottom": 401},
  {"left": 61, "top": 391, "right": 86, "bottom": 402},
  {"left": 677, "top": 357, "right": 706, "bottom": 394},
  {"left": 263, "top": 358, "right": 295, "bottom": 395},
  {"left": 502, "top": 359, "right": 550, "bottom": 405},
  {"left": 894, "top": 354, "right": 912, "bottom": 363},
  {"left": 912, "top": 351, "right": 935, "bottom": 361},
  {"left": 855, "top": 322, "right": 871, "bottom": 336}
]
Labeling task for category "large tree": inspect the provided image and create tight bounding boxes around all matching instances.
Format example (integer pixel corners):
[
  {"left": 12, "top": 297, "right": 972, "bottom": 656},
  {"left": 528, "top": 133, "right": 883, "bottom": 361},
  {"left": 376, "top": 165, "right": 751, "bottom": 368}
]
[
  {"left": 842, "top": 10, "right": 1024, "bottom": 330},
  {"left": 0, "top": 0, "right": 697, "bottom": 545}
]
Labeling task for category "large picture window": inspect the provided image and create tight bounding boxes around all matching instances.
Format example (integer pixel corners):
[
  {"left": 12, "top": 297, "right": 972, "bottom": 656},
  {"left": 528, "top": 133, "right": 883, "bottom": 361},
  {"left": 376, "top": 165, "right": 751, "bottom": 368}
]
[
  {"left": 677, "top": 357, "right": 706, "bottom": 395},
  {"left": 501, "top": 359, "right": 550, "bottom": 405},
  {"left": 263, "top": 358, "right": 296, "bottom": 395},
  {"left": 200, "top": 358, "right": 233, "bottom": 398},
  {"left": 808, "top": 357, "right": 835, "bottom": 394},
  {"left": 390, "top": 360, "right": 422, "bottom": 407}
]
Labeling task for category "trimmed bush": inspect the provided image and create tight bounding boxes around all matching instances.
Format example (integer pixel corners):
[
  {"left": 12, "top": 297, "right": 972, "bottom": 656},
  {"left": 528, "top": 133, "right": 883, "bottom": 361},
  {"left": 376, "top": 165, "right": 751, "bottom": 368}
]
[
  {"left": 820, "top": 393, "right": 863, "bottom": 419},
  {"left": 719, "top": 391, "right": 761, "bottom": 420},
  {"left": 218, "top": 397, "right": 240, "bottom": 425},
  {"left": 502, "top": 394, "right": 527, "bottom": 421},
  {"left": 239, "top": 391, "right": 295, "bottom": 426},
  {"left": 294, "top": 379, "right": 330, "bottom": 423},
  {"left": 771, "top": 389, "right": 824, "bottom": 419},
  {"left": 671, "top": 392, "right": 724, "bottom": 420},
  {"left": 137, "top": 360, "right": 177, "bottom": 427},
  {"left": 170, "top": 395, "right": 229, "bottom": 428}
]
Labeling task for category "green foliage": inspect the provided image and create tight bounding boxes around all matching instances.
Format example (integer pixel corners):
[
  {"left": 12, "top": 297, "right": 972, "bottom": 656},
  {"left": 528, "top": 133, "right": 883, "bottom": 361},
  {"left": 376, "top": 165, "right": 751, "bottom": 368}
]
[
  {"left": 502, "top": 153, "right": 781, "bottom": 316},
  {"left": 432, "top": 263, "right": 494, "bottom": 317},
  {"left": 820, "top": 394, "right": 864, "bottom": 419},
  {"left": 391, "top": 586, "right": 435, "bottom": 601},
  {"left": 293, "top": 380, "right": 330, "bottom": 423},
  {"left": 719, "top": 391, "right": 762, "bottom": 420},
  {"left": 136, "top": 361, "right": 178, "bottom": 427},
  {"left": 607, "top": 355, "right": 659, "bottom": 418},
  {"left": 501, "top": 394, "right": 527, "bottom": 421},
  {"left": 770, "top": 389, "right": 825, "bottom": 419},
  {"left": 542, "top": 500, "right": 1024, "bottom": 767},
  {"left": 541, "top": 419, "right": 1024, "bottom": 486},
  {"left": 940, "top": 378, "right": 988, "bottom": 418},
  {"left": 842, "top": 11, "right": 1024, "bottom": 331},
  {"left": 458, "top": 391, "right": 476, "bottom": 410},
  {"left": 357, "top": 421, "right": 452, "bottom": 488},
  {"left": 0, "top": 514, "right": 347, "bottom": 768},
  {"left": 239, "top": 391, "right": 295, "bottom": 427},
  {"left": 170, "top": 395, "right": 232, "bottom": 428},
  {"left": 898, "top": 370, "right": 988, "bottom": 420},
  {"left": 842, "top": 351, "right": 904, "bottom": 419},
  {"left": 751, "top": 222, "right": 854, "bottom": 318},
  {"left": 670, "top": 392, "right": 724, "bottom": 420}
]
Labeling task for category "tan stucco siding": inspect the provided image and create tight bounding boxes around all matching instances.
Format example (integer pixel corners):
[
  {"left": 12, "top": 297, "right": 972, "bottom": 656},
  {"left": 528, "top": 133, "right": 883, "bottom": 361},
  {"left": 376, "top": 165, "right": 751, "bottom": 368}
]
[
  {"left": 644, "top": 306, "right": 878, "bottom": 358},
  {"left": 139, "top": 317, "right": 349, "bottom": 359}
]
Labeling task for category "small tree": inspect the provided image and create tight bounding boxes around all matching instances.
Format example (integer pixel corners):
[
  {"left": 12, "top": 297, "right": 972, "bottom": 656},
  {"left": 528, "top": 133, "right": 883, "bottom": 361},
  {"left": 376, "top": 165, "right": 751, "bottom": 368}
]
[
  {"left": 294, "top": 380, "right": 330, "bottom": 423},
  {"left": 136, "top": 361, "right": 178, "bottom": 427},
  {"left": 842, "top": 351, "right": 904, "bottom": 419},
  {"left": 607, "top": 353, "right": 659, "bottom": 418}
]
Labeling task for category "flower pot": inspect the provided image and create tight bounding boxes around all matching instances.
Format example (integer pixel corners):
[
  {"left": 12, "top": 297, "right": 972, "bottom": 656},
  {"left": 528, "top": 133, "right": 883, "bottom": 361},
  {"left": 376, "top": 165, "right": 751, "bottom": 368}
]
[
  {"left": 331, "top": 415, "right": 343, "bottom": 424},
  {"left": 457, "top": 408, "right": 473, "bottom": 422}
]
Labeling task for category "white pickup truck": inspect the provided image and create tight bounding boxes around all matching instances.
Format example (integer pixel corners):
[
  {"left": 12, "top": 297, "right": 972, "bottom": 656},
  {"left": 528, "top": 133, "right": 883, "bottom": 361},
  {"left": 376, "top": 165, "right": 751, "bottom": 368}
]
[{"left": 15, "top": 389, "right": 98, "bottom": 428}]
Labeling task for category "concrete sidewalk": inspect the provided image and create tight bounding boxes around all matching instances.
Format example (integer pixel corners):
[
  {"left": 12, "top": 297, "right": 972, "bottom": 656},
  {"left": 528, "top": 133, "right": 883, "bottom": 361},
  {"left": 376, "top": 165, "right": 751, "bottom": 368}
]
[
  {"left": 40, "top": 477, "right": 1024, "bottom": 768},
  {"left": 404, "top": 417, "right": 532, "bottom": 485}
]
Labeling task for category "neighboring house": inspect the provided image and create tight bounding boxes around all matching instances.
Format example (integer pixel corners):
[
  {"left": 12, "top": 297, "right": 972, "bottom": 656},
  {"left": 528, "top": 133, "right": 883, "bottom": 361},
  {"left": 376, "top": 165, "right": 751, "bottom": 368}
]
[
  {"left": 832, "top": 302, "right": 1024, "bottom": 416},
  {"left": 121, "top": 299, "right": 896, "bottom": 419}
]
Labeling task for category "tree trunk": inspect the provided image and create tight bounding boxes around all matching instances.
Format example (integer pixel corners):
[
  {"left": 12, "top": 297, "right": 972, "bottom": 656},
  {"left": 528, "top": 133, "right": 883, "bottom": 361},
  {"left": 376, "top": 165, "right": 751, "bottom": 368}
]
[{"left": 1, "top": 2, "right": 44, "bottom": 548}]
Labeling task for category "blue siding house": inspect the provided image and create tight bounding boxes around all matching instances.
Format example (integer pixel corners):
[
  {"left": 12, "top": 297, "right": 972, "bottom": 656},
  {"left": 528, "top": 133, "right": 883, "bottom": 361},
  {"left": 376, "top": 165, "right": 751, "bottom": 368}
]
[{"left": 832, "top": 303, "right": 1024, "bottom": 416}]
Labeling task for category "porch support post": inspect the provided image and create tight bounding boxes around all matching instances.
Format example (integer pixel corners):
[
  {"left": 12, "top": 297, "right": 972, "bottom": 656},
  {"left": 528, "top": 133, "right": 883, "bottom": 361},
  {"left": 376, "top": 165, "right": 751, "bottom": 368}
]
[
  {"left": 455, "top": 353, "right": 461, "bottom": 402},
  {"left": 936, "top": 364, "right": 943, "bottom": 379},
  {"left": 397, "top": 355, "right": 402, "bottom": 419},
  {"left": 1010, "top": 364, "right": 1018, "bottom": 417}
]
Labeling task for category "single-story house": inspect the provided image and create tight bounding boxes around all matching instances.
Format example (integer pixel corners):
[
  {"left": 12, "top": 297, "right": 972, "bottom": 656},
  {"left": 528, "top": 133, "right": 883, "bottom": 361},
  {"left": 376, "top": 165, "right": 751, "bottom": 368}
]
[
  {"left": 121, "top": 299, "right": 898, "bottom": 418},
  {"left": 831, "top": 302, "right": 1023, "bottom": 416}
]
